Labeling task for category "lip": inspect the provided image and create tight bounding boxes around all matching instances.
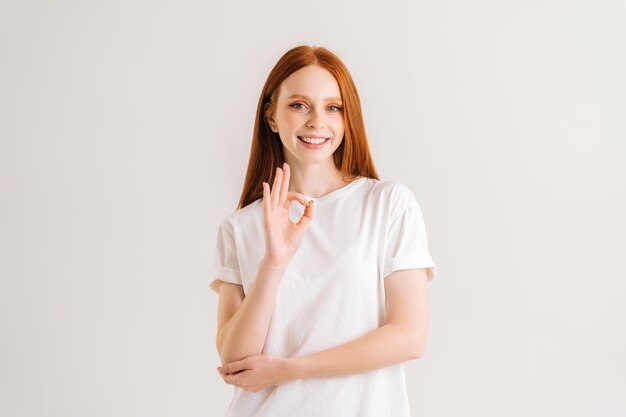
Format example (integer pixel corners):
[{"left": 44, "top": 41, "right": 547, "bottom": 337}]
[
  {"left": 298, "top": 134, "right": 329, "bottom": 139},
  {"left": 298, "top": 136, "right": 331, "bottom": 149}
]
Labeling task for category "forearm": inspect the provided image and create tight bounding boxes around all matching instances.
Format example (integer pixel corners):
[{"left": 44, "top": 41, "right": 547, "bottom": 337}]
[
  {"left": 289, "top": 323, "right": 423, "bottom": 380},
  {"left": 217, "top": 257, "right": 287, "bottom": 364}
]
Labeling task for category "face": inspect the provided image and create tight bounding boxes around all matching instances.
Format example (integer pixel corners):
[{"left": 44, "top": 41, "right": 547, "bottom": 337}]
[{"left": 267, "top": 65, "right": 345, "bottom": 165}]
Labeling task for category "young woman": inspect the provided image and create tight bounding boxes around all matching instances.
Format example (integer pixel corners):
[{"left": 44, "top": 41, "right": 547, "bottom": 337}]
[{"left": 210, "top": 45, "right": 437, "bottom": 417}]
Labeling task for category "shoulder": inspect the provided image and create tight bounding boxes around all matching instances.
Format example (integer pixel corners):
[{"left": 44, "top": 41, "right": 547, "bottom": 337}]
[
  {"left": 367, "top": 178, "right": 419, "bottom": 209},
  {"left": 217, "top": 198, "right": 264, "bottom": 232}
]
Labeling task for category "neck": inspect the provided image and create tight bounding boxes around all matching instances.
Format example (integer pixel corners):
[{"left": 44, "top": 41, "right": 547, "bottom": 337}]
[{"left": 285, "top": 159, "right": 350, "bottom": 198}]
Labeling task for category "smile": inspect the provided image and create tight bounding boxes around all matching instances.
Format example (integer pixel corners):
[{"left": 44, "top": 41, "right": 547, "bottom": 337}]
[{"left": 298, "top": 136, "right": 330, "bottom": 145}]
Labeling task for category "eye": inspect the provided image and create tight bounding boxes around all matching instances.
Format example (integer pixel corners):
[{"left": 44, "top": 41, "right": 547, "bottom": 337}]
[
  {"left": 289, "top": 103, "right": 306, "bottom": 109},
  {"left": 328, "top": 105, "right": 343, "bottom": 112}
]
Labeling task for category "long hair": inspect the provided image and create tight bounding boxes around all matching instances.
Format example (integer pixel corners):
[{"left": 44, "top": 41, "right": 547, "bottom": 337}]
[{"left": 237, "top": 45, "right": 379, "bottom": 210}]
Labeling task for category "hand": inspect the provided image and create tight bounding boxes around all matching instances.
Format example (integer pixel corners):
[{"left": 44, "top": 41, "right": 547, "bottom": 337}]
[
  {"left": 262, "top": 163, "right": 314, "bottom": 266},
  {"left": 217, "top": 354, "right": 297, "bottom": 393}
]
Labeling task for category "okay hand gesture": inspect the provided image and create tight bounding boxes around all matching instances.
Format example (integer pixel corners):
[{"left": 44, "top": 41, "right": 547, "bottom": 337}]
[{"left": 262, "top": 163, "right": 314, "bottom": 266}]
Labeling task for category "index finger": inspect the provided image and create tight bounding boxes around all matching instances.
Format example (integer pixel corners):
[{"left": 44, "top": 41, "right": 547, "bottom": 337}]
[{"left": 279, "top": 163, "right": 290, "bottom": 206}]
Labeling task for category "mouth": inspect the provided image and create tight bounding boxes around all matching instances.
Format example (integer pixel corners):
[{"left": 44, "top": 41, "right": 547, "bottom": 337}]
[{"left": 298, "top": 136, "right": 331, "bottom": 145}]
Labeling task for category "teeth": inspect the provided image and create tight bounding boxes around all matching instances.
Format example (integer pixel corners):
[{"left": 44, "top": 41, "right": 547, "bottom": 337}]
[{"left": 300, "top": 136, "right": 328, "bottom": 144}]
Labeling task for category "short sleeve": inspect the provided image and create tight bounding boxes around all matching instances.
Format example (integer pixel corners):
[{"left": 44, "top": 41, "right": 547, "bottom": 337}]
[
  {"left": 209, "top": 216, "right": 243, "bottom": 294},
  {"left": 382, "top": 193, "right": 437, "bottom": 282}
]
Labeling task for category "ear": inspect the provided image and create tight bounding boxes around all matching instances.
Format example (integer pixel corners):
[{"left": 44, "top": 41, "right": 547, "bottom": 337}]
[
  {"left": 267, "top": 119, "right": 278, "bottom": 132},
  {"left": 264, "top": 103, "right": 278, "bottom": 132}
]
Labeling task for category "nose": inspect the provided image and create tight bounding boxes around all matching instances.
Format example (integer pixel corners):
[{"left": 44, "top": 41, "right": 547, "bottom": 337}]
[{"left": 306, "top": 107, "right": 323, "bottom": 129}]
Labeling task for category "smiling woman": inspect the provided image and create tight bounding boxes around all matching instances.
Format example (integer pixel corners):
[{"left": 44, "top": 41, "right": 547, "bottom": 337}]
[
  {"left": 266, "top": 64, "right": 347, "bottom": 166},
  {"left": 210, "top": 45, "right": 437, "bottom": 417}
]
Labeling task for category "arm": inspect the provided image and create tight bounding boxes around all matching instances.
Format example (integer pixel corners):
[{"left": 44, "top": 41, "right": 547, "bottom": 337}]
[
  {"left": 217, "top": 268, "right": 430, "bottom": 391},
  {"left": 217, "top": 163, "right": 314, "bottom": 366},
  {"left": 289, "top": 268, "right": 430, "bottom": 379},
  {"left": 216, "top": 257, "right": 287, "bottom": 365}
]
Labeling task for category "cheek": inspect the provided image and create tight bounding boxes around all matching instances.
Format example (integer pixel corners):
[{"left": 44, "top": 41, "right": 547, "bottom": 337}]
[
  {"left": 332, "top": 118, "right": 344, "bottom": 133},
  {"left": 281, "top": 111, "right": 299, "bottom": 125}
]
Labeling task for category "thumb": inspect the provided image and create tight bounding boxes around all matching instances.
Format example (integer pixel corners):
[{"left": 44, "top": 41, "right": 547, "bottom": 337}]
[{"left": 297, "top": 199, "right": 314, "bottom": 228}]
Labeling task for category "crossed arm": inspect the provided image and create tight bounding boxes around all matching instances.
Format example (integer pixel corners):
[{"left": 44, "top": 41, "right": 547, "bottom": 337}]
[{"left": 217, "top": 268, "right": 430, "bottom": 390}]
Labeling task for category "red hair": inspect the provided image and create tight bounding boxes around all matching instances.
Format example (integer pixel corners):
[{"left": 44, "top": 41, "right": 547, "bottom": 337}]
[{"left": 237, "top": 45, "right": 379, "bottom": 210}]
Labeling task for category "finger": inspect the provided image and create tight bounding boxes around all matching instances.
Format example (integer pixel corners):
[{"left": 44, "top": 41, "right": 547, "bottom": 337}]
[
  {"left": 278, "top": 163, "right": 289, "bottom": 207},
  {"left": 217, "top": 367, "right": 228, "bottom": 382},
  {"left": 224, "top": 371, "right": 247, "bottom": 386},
  {"left": 296, "top": 199, "right": 314, "bottom": 229},
  {"left": 262, "top": 182, "right": 270, "bottom": 220},
  {"left": 223, "top": 358, "right": 245, "bottom": 374},
  {"left": 284, "top": 192, "right": 308, "bottom": 209},
  {"left": 271, "top": 167, "right": 282, "bottom": 209},
  {"left": 229, "top": 357, "right": 251, "bottom": 373},
  {"left": 223, "top": 362, "right": 236, "bottom": 374}
]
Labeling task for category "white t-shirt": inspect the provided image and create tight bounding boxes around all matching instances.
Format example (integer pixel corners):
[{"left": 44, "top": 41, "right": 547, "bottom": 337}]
[{"left": 210, "top": 176, "right": 437, "bottom": 417}]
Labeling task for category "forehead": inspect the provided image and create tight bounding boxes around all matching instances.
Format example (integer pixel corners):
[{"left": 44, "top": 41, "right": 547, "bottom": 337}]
[{"left": 279, "top": 65, "right": 342, "bottom": 101}]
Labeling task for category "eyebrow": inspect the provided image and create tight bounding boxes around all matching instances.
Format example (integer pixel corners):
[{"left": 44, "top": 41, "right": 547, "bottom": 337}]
[{"left": 287, "top": 94, "right": 342, "bottom": 102}]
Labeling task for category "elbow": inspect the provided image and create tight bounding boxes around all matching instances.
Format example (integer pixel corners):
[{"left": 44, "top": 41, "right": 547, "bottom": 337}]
[
  {"left": 216, "top": 331, "right": 236, "bottom": 365},
  {"left": 407, "top": 344, "right": 425, "bottom": 360},
  {"left": 409, "top": 343, "right": 425, "bottom": 360},
  {"left": 216, "top": 331, "right": 227, "bottom": 362},
  {"left": 216, "top": 339, "right": 239, "bottom": 365},
  {"left": 216, "top": 345, "right": 226, "bottom": 366},
  {"left": 407, "top": 323, "right": 428, "bottom": 360},
  {"left": 216, "top": 344, "right": 239, "bottom": 366},
  {"left": 393, "top": 323, "right": 427, "bottom": 361},
  {"left": 218, "top": 350, "right": 262, "bottom": 366},
  {"left": 406, "top": 334, "right": 427, "bottom": 360},
  {"left": 216, "top": 335, "right": 264, "bottom": 365}
]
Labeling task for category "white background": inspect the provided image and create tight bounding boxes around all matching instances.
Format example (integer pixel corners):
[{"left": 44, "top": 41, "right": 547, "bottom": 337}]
[{"left": 1, "top": 0, "right": 625, "bottom": 416}]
